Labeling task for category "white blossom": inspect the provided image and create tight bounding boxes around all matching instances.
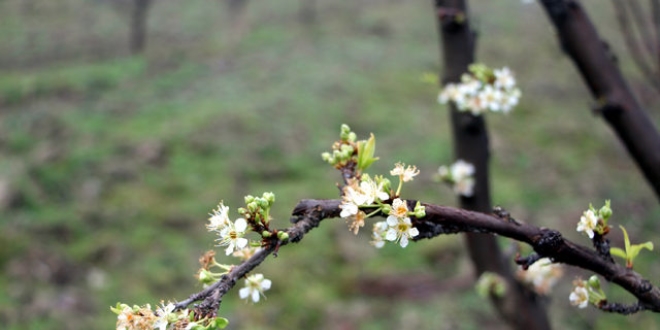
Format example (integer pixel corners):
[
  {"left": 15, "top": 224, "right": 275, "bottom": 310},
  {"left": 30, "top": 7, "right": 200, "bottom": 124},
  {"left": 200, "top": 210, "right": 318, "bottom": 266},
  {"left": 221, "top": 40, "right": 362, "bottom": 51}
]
[
  {"left": 438, "top": 66, "right": 520, "bottom": 115},
  {"left": 577, "top": 209, "right": 599, "bottom": 239},
  {"left": 385, "top": 216, "right": 419, "bottom": 248},
  {"left": 239, "top": 273, "right": 272, "bottom": 303},
  {"left": 370, "top": 221, "right": 389, "bottom": 249},
  {"left": 390, "top": 163, "right": 420, "bottom": 182},
  {"left": 207, "top": 203, "right": 230, "bottom": 232},
  {"left": 516, "top": 258, "right": 563, "bottom": 295},
  {"left": 569, "top": 285, "right": 589, "bottom": 309},
  {"left": 438, "top": 160, "right": 476, "bottom": 197},
  {"left": 218, "top": 218, "right": 249, "bottom": 255}
]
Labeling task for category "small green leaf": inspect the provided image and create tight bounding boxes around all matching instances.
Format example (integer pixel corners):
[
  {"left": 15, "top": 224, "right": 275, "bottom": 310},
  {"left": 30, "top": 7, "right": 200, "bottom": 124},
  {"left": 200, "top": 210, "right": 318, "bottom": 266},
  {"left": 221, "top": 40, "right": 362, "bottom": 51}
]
[
  {"left": 209, "top": 317, "right": 230, "bottom": 329},
  {"left": 616, "top": 225, "right": 654, "bottom": 268},
  {"left": 629, "top": 241, "right": 654, "bottom": 261},
  {"left": 610, "top": 247, "right": 626, "bottom": 260},
  {"left": 357, "top": 133, "right": 378, "bottom": 171}
]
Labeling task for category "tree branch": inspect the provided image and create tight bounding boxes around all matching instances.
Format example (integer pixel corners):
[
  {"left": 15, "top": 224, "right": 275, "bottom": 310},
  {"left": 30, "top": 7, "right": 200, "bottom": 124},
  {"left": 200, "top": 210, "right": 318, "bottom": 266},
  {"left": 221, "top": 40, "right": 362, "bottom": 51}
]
[
  {"left": 175, "top": 199, "right": 660, "bottom": 317},
  {"left": 538, "top": 0, "right": 660, "bottom": 200}
]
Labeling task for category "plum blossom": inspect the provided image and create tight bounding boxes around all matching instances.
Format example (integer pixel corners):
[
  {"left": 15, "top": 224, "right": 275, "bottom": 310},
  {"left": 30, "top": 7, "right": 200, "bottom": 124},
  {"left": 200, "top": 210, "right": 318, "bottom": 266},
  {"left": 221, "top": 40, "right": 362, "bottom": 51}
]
[
  {"left": 239, "top": 273, "right": 272, "bottom": 303},
  {"left": 577, "top": 209, "right": 599, "bottom": 239},
  {"left": 218, "top": 218, "right": 249, "bottom": 255}
]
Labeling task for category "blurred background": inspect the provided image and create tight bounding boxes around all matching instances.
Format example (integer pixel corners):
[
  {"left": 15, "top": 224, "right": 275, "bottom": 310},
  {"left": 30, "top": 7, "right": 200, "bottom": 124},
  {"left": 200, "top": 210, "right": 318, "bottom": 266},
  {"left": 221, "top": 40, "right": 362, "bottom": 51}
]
[{"left": 1, "top": 0, "right": 660, "bottom": 329}]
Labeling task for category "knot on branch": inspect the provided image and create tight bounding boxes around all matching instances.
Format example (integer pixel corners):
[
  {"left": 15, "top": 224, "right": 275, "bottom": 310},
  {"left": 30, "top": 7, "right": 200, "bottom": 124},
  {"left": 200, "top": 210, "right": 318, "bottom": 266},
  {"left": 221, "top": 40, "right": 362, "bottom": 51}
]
[
  {"left": 591, "top": 233, "right": 615, "bottom": 263},
  {"left": 535, "top": 229, "right": 563, "bottom": 255},
  {"left": 593, "top": 99, "right": 624, "bottom": 118},
  {"left": 639, "top": 280, "right": 653, "bottom": 294},
  {"left": 598, "top": 301, "right": 646, "bottom": 315},
  {"left": 493, "top": 206, "right": 522, "bottom": 225}
]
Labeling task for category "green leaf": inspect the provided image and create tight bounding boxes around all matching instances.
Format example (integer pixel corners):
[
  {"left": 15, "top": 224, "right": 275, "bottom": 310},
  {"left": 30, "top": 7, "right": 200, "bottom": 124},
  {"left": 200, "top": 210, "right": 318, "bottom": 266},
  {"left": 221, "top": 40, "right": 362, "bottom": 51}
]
[
  {"left": 357, "top": 133, "right": 378, "bottom": 171},
  {"left": 209, "top": 317, "right": 230, "bottom": 329},
  {"left": 629, "top": 241, "right": 654, "bottom": 261},
  {"left": 610, "top": 247, "right": 626, "bottom": 260},
  {"left": 616, "top": 225, "right": 654, "bottom": 268}
]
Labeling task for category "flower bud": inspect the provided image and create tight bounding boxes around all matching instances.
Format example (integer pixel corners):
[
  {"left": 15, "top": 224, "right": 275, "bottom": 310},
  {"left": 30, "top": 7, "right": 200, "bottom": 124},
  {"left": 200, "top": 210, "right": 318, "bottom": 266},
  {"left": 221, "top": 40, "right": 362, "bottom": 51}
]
[
  {"left": 261, "top": 231, "right": 272, "bottom": 238},
  {"left": 340, "top": 124, "right": 351, "bottom": 141},
  {"left": 256, "top": 198, "right": 269, "bottom": 209},
  {"left": 587, "top": 275, "right": 601, "bottom": 291},
  {"left": 262, "top": 192, "right": 275, "bottom": 205},
  {"left": 198, "top": 269, "right": 215, "bottom": 285},
  {"left": 277, "top": 231, "right": 289, "bottom": 241},
  {"left": 414, "top": 202, "right": 426, "bottom": 218},
  {"left": 348, "top": 132, "right": 357, "bottom": 142},
  {"left": 599, "top": 200, "right": 612, "bottom": 222},
  {"left": 244, "top": 195, "right": 255, "bottom": 204},
  {"left": 247, "top": 202, "right": 259, "bottom": 213}
]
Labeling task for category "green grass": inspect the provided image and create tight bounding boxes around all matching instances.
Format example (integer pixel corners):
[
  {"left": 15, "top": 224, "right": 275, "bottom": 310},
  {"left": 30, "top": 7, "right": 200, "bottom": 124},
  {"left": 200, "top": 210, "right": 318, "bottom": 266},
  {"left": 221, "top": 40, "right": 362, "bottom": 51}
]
[{"left": 1, "top": 0, "right": 659, "bottom": 329}]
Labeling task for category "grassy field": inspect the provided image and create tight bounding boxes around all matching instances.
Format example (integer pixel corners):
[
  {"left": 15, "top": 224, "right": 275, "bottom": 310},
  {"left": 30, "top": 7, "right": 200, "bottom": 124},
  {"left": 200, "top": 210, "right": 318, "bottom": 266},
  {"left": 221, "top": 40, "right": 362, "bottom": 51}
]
[{"left": 1, "top": 0, "right": 660, "bottom": 329}]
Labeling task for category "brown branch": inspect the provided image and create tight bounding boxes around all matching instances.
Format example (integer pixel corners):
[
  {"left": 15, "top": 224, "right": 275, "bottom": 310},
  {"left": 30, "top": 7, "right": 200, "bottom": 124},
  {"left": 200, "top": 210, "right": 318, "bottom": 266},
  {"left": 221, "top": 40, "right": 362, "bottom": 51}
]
[
  {"left": 539, "top": 0, "right": 660, "bottom": 200},
  {"left": 175, "top": 198, "right": 660, "bottom": 318},
  {"left": 174, "top": 200, "right": 341, "bottom": 314},
  {"left": 435, "top": 1, "right": 551, "bottom": 329}
]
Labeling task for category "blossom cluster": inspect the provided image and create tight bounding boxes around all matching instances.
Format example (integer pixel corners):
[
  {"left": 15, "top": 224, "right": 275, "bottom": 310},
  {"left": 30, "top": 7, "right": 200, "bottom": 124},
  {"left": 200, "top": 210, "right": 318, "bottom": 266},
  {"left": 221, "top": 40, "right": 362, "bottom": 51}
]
[
  {"left": 336, "top": 161, "right": 424, "bottom": 249},
  {"left": 516, "top": 258, "right": 563, "bottom": 295},
  {"left": 371, "top": 198, "right": 422, "bottom": 248},
  {"left": 576, "top": 200, "right": 611, "bottom": 239},
  {"left": 339, "top": 174, "right": 391, "bottom": 234},
  {"left": 203, "top": 196, "right": 276, "bottom": 303},
  {"left": 437, "top": 159, "right": 475, "bottom": 197},
  {"left": 438, "top": 64, "right": 521, "bottom": 115},
  {"left": 569, "top": 276, "right": 607, "bottom": 309},
  {"left": 112, "top": 301, "right": 228, "bottom": 330}
]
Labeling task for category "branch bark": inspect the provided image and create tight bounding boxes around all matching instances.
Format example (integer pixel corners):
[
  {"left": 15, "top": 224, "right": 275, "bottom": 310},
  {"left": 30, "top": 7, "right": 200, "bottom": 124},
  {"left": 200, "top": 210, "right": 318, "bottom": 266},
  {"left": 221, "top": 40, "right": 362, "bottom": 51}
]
[
  {"left": 435, "top": 1, "right": 551, "bottom": 329},
  {"left": 176, "top": 199, "right": 660, "bottom": 315},
  {"left": 539, "top": 0, "right": 660, "bottom": 200}
]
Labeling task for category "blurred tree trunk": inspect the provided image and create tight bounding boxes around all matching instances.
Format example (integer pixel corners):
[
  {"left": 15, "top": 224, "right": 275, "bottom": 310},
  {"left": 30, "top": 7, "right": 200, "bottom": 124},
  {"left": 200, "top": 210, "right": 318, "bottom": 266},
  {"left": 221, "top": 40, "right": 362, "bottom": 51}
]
[
  {"left": 299, "top": 0, "right": 317, "bottom": 25},
  {"left": 435, "top": 1, "right": 551, "bottom": 329},
  {"left": 130, "top": 0, "right": 152, "bottom": 54},
  {"left": 610, "top": 0, "right": 660, "bottom": 93}
]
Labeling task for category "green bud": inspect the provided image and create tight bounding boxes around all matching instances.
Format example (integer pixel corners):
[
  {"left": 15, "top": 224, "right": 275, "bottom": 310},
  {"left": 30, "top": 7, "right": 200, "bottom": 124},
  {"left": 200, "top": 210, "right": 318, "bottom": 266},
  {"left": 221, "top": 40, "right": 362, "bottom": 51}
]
[
  {"left": 587, "top": 275, "right": 601, "bottom": 291},
  {"left": 321, "top": 152, "right": 332, "bottom": 163},
  {"left": 340, "top": 124, "right": 351, "bottom": 141},
  {"left": 414, "top": 202, "right": 426, "bottom": 218},
  {"left": 340, "top": 144, "right": 354, "bottom": 154},
  {"left": 263, "top": 192, "right": 275, "bottom": 205},
  {"left": 244, "top": 195, "right": 255, "bottom": 204},
  {"left": 256, "top": 198, "right": 269, "bottom": 209},
  {"left": 599, "top": 200, "right": 612, "bottom": 222},
  {"left": 277, "top": 231, "right": 290, "bottom": 241},
  {"left": 347, "top": 132, "right": 357, "bottom": 142},
  {"left": 247, "top": 202, "right": 259, "bottom": 213},
  {"left": 237, "top": 207, "right": 248, "bottom": 215},
  {"left": 262, "top": 231, "right": 272, "bottom": 238},
  {"left": 198, "top": 269, "right": 216, "bottom": 285},
  {"left": 475, "top": 272, "right": 507, "bottom": 298},
  {"left": 381, "top": 205, "right": 392, "bottom": 215}
]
